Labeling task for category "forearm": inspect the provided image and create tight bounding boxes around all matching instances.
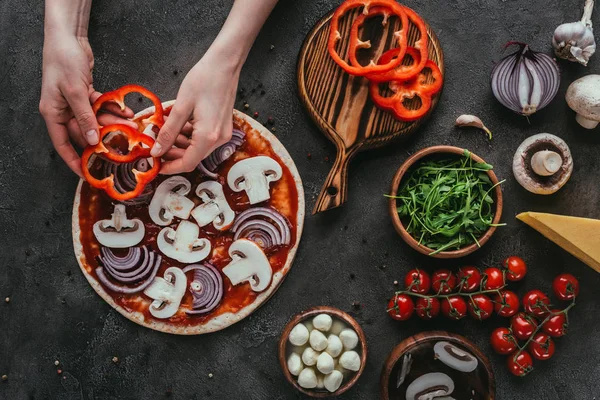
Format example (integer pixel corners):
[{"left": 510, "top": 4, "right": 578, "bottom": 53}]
[
  {"left": 44, "top": 0, "right": 92, "bottom": 39},
  {"left": 209, "top": 0, "right": 279, "bottom": 70}
]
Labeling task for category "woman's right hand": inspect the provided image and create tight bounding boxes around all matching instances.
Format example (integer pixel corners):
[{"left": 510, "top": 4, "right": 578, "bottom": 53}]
[{"left": 39, "top": 33, "right": 136, "bottom": 177}]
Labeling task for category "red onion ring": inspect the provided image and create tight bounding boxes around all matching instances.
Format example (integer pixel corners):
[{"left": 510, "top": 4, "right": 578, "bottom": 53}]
[
  {"left": 196, "top": 162, "right": 218, "bottom": 179},
  {"left": 231, "top": 207, "right": 291, "bottom": 249},
  {"left": 182, "top": 263, "right": 223, "bottom": 314},
  {"left": 101, "top": 159, "right": 154, "bottom": 205},
  {"left": 201, "top": 129, "right": 246, "bottom": 172},
  {"left": 96, "top": 246, "right": 162, "bottom": 293},
  {"left": 491, "top": 42, "right": 560, "bottom": 116}
]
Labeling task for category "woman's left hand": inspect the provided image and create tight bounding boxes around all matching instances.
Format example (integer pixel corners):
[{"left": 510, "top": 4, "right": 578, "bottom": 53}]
[{"left": 151, "top": 48, "right": 240, "bottom": 175}]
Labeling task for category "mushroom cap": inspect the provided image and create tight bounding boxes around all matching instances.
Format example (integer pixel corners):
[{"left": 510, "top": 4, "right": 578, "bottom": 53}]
[
  {"left": 512, "top": 133, "right": 573, "bottom": 195},
  {"left": 566, "top": 74, "right": 600, "bottom": 121}
]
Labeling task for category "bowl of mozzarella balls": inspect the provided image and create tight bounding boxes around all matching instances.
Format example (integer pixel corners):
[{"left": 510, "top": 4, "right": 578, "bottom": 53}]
[{"left": 278, "top": 306, "right": 367, "bottom": 397}]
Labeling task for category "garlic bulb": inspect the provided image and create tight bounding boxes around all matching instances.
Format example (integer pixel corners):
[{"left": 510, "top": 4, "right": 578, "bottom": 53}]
[{"left": 552, "top": 0, "right": 596, "bottom": 65}]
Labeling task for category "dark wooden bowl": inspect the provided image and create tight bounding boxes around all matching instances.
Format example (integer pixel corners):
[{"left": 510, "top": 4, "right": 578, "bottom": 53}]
[
  {"left": 278, "top": 306, "right": 368, "bottom": 397},
  {"left": 389, "top": 146, "right": 503, "bottom": 258},
  {"left": 380, "top": 331, "right": 495, "bottom": 400}
]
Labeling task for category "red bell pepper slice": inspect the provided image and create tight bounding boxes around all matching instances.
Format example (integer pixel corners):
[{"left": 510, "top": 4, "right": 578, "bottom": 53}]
[
  {"left": 92, "top": 84, "right": 165, "bottom": 128},
  {"left": 328, "top": 0, "right": 409, "bottom": 76},
  {"left": 81, "top": 124, "right": 161, "bottom": 201},
  {"left": 369, "top": 59, "right": 443, "bottom": 122}
]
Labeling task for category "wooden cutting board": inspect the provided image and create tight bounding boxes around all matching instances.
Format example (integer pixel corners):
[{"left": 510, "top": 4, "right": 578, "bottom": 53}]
[{"left": 298, "top": 6, "right": 445, "bottom": 214}]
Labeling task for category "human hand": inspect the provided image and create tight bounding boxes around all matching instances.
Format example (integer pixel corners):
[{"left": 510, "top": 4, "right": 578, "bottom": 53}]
[
  {"left": 39, "top": 34, "right": 136, "bottom": 177},
  {"left": 150, "top": 48, "right": 240, "bottom": 174}
]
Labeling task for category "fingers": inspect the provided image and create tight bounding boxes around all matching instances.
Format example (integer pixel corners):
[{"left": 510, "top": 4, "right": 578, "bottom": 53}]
[
  {"left": 64, "top": 86, "right": 100, "bottom": 145},
  {"left": 90, "top": 91, "right": 135, "bottom": 118},
  {"left": 160, "top": 130, "right": 221, "bottom": 175},
  {"left": 97, "top": 112, "right": 138, "bottom": 129},
  {"left": 163, "top": 147, "right": 186, "bottom": 161},
  {"left": 66, "top": 119, "right": 88, "bottom": 148},
  {"left": 151, "top": 103, "right": 191, "bottom": 157},
  {"left": 46, "top": 121, "right": 84, "bottom": 178},
  {"left": 174, "top": 134, "right": 191, "bottom": 149}
]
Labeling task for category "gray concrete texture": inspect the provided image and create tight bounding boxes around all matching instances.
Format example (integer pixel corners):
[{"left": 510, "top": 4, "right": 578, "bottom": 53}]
[{"left": 1, "top": 0, "right": 600, "bottom": 399}]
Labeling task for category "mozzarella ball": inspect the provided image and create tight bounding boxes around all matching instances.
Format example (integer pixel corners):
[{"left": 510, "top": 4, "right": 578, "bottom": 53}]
[
  {"left": 298, "top": 367, "right": 317, "bottom": 389},
  {"left": 316, "top": 373, "right": 325, "bottom": 389},
  {"left": 339, "top": 329, "right": 359, "bottom": 350},
  {"left": 339, "top": 351, "right": 361, "bottom": 372},
  {"left": 309, "top": 329, "right": 328, "bottom": 351},
  {"left": 287, "top": 352, "right": 304, "bottom": 376},
  {"left": 316, "top": 352, "right": 335, "bottom": 375},
  {"left": 312, "top": 314, "right": 333, "bottom": 331},
  {"left": 324, "top": 370, "right": 344, "bottom": 393},
  {"left": 330, "top": 320, "right": 346, "bottom": 335},
  {"left": 302, "top": 347, "right": 320, "bottom": 366},
  {"left": 325, "top": 334, "right": 343, "bottom": 358},
  {"left": 289, "top": 323, "right": 309, "bottom": 346}
]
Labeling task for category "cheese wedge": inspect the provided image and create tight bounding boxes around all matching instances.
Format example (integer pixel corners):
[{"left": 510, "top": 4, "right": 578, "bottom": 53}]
[{"left": 517, "top": 212, "right": 600, "bottom": 273}]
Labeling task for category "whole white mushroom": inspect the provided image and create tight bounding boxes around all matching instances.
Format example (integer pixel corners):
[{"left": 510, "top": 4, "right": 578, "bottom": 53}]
[
  {"left": 324, "top": 370, "right": 344, "bottom": 393},
  {"left": 339, "top": 350, "right": 361, "bottom": 372},
  {"left": 316, "top": 352, "right": 335, "bottom": 375},
  {"left": 309, "top": 329, "right": 328, "bottom": 351},
  {"left": 312, "top": 314, "right": 333, "bottom": 331},
  {"left": 329, "top": 320, "right": 346, "bottom": 335},
  {"left": 298, "top": 367, "right": 318, "bottom": 389},
  {"left": 302, "top": 347, "right": 320, "bottom": 366},
  {"left": 339, "top": 329, "right": 359, "bottom": 350},
  {"left": 289, "top": 323, "right": 309, "bottom": 346},
  {"left": 326, "top": 334, "right": 343, "bottom": 358},
  {"left": 287, "top": 352, "right": 304, "bottom": 376}
]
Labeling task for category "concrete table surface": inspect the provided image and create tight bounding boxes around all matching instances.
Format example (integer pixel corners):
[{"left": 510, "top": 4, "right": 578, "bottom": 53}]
[{"left": 1, "top": 1, "right": 599, "bottom": 399}]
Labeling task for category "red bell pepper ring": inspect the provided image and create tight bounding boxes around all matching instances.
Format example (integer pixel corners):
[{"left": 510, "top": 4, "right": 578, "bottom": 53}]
[
  {"left": 328, "top": 0, "right": 409, "bottom": 76},
  {"left": 92, "top": 84, "right": 165, "bottom": 128},
  {"left": 369, "top": 59, "right": 443, "bottom": 122},
  {"left": 347, "top": 5, "right": 429, "bottom": 82},
  {"left": 81, "top": 124, "right": 161, "bottom": 201}
]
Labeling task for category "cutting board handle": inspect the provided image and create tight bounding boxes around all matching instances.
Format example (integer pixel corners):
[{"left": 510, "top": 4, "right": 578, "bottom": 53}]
[{"left": 312, "top": 149, "right": 352, "bottom": 214}]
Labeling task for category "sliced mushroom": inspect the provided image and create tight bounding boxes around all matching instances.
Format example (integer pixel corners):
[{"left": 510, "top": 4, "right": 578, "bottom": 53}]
[
  {"left": 157, "top": 221, "right": 211, "bottom": 263},
  {"left": 93, "top": 204, "right": 145, "bottom": 248},
  {"left": 433, "top": 341, "right": 478, "bottom": 373},
  {"left": 226, "top": 156, "right": 282, "bottom": 204},
  {"left": 566, "top": 74, "right": 600, "bottom": 128},
  {"left": 143, "top": 267, "right": 187, "bottom": 319},
  {"left": 191, "top": 181, "right": 235, "bottom": 231},
  {"left": 149, "top": 176, "right": 195, "bottom": 226},
  {"left": 513, "top": 133, "right": 573, "bottom": 195},
  {"left": 222, "top": 239, "right": 272, "bottom": 292},
  {"left": 405, "top": 372, "right": 455, "bottom": 400}
]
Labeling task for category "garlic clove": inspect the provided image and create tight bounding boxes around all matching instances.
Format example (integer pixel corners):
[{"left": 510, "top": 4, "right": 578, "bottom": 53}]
[{"left": 455, "top": 114, "right": 492, "bottom": 139}]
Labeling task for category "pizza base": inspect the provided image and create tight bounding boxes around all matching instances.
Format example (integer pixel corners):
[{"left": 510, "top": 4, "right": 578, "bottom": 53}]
[{"left": 72, "top": 102, "right": 305, "bottom": 334}]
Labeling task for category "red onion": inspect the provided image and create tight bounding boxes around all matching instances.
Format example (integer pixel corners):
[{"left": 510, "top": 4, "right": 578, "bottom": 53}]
[
  {"left": 199, "top": 129, "right": 246, "bottom": 173},
  {"left": 196, "top": 162, "right": 218, "bottom": 179},
  {"left": 491, "top": 42, "right": 560, "bottom": 116},
  {"left": 182, "top": 263, "right": 223, "bottom": 314},
  {"left": 102, "top": 158, "right": 154, "bottom": 205},
  {"left": 232, "top": 207, "right": 291, "bottom": 249},
  {"left": 96, "top": 246, "right": 162, "bottom": 293}
]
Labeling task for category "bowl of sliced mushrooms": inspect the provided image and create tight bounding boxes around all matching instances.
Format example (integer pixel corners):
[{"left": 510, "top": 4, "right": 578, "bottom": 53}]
[{"left": 278, "top": 306, "right": 367, "bottom": 397}]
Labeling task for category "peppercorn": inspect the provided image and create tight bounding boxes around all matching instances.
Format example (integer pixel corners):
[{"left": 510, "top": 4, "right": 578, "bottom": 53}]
[
  {"left": 325, "top": 156, "right": 330, "bottom": 162},
  {"left": 1, "top": 375, "right": 7, "bottom": 382},
  {"left": 260, "top": 89, "right": 266, "bottom": 95},
  {"left": 4, "top": 297, "right": 9, "bottom": 303},
  {"left": 208, "top": 373, "right": 213, "bottom": 378},
  {"left": 112, "top": 357, "right": 119, "bottom": 364},
  {"left": 269, "top": 44, "right": 275, "bottom": 51},
  {"left": 243, "top": 103, "right": 249, "bottom": 110},
  {"left": 393, "top": 280, "right": 399, "bottom": 286},
  {"left": 352, "top": 301, "right": 361, "bottom": 309},
  {"left": 54, "top": 360, "right": 60, "bottom": 366},
  {"left": 267, "top": 117, "right": 274, "bottom": 124},
  {"left": 362, "top": 238, "right": 367, "bottom": 244},
  {"left": 57, "top": 369, "right": 62, "bottom": 374},
  {"left": 271, "top": 127, "right": 276, "bottom": 132},
  {"left": 350, "top": 273, "right": 355, "bottom": 279},
  {"left": 173, "top": 70, "right": 178, "bottom": 75},
  {"left": 307, "top": 153, "right": 312, "bottom": 159},
  {"left": 253, "top": 112, "right": 259, "bottom": 118},
  {"left": 45, "top": 220, "right": 50, "bottom": 227}
]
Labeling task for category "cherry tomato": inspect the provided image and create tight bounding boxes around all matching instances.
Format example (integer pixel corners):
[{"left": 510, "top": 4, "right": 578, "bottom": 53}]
[
  {"left": 510, "top": 312, "right": 538, "bottom": 340},
  {"left": 542, "top": 310, "right": 567, "bottom": 337},
  {"left": 467, "top": 294, "right": 494, "bottom": 320},
  {"left": 528, "top": 333, "right": 555, "bottom": 360},
  {"left": 490, "top": 327, "right": 517, "bottom": 355},
  {"left": 522, "top": 290, "right": 551, "bottom": 318},
  {"left": 482, "top": 267, "right": 505, "bottom": 290},
  {"left": 431, "top": 269, "right": 457, "bottom": 294},
  {"left": 404, "top": 269, "right": 431, "bottom": 295},
  {"left": 441, "top": 296, "right": 467, "bottom": 320},
  {"left": 457, "top": 266, "right": 481, "bottom": 292},
  {"left": 503, "top": 256, "right": 527, "bottom": 281},
  {"left": 387, "top": 294, "right": 415, "bottom": 321},
  {"left": 507, "top": 351, "right": 534, "bottom": 377},
  {"left": 415, "top": 297, "right": 441, "bottom": 320},
  {"left": 493, "top": 290, "right": 520, "bottom": 317},
  {"left": 552, "top": 273, "right": 580, "bottom": 301}
]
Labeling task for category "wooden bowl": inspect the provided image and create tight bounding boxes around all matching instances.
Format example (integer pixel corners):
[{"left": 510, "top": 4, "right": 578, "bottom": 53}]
[
  {"left": 278, "top": 306, "right": 367, "bottom": 397},
  {"left": 389, "top": 146, "right": 503, "bottom": 258},
  {"left": 380, "top": 331, "right": 495, "bottom": 400}
]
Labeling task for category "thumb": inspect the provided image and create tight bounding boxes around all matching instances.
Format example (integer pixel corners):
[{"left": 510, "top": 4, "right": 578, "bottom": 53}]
[
  {"left": 64, "top": 86, "right": 100, "bottom": 145},
  {"left": 151, "top": 103, "right": 191, "bottom": 157}
]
